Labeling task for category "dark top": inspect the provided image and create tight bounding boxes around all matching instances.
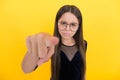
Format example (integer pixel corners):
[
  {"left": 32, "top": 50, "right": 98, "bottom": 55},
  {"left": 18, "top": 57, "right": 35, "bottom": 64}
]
[
  {"left": 34, "top": 40, "right": 87, "bottom": 80},
  {"left": 59, "top": 50, "right": 84, "bottom": 80}
]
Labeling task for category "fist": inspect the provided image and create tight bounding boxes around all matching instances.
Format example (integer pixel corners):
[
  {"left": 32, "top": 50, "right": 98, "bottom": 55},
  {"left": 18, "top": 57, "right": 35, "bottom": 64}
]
[{"left": 26, "top": 32, "right": 59, "bottom": 66}]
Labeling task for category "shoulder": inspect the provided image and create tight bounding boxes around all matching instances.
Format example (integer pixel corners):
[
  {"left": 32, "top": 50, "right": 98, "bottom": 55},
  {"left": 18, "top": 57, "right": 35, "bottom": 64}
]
[
  {"left": 84, "top": 40, "right": 87, "bottom": 52},
  {"left": 84, "top": 40, "right": 87, "bottom": 46}
]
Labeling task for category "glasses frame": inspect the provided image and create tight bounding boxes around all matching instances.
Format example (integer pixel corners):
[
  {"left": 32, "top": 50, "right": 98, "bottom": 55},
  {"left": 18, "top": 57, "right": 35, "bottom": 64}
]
[{"left": 58, "top": 21, "right": 79, "bottom": 32}]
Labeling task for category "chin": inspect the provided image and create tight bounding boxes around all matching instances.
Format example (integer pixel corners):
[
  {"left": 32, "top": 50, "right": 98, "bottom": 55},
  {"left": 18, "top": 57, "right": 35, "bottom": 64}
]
[{"left": 62, "top": 36, "right": 72, "bottom": 40}]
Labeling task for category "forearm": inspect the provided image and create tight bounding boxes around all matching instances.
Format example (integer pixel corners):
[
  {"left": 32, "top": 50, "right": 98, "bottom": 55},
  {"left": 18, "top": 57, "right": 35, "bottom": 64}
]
[{"left": 21, "top": 52, "right": 39, "bottom": 73}]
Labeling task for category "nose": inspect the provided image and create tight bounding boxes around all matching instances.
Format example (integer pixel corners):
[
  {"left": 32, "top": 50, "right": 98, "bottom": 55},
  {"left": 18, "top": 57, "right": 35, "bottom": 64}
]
[{"left": 66, "top": 24, "right": 70, "bottom": 31}]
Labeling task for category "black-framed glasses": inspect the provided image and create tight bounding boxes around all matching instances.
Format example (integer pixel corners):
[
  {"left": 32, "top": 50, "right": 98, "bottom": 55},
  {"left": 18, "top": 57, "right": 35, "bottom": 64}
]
[{"left": 58, "top": 21, "right": 79, "bottom": 31}]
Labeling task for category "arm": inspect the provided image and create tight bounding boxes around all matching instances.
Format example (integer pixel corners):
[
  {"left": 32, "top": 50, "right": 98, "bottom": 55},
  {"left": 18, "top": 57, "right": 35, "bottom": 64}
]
[
  {"left": 21, "top": 33, "right": 59, "bottom": 73},
  {"left": 21, "top": 51, "right": 39, "bottom": 73},
  {"left": 84, "top": 40, "right": 87, "bottom": 80}
]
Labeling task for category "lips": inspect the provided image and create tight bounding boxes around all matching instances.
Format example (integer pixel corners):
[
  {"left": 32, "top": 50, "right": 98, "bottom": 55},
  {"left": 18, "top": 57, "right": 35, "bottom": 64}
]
[{"left": 63, "top": 33, "right": 70, "bottom": 36}]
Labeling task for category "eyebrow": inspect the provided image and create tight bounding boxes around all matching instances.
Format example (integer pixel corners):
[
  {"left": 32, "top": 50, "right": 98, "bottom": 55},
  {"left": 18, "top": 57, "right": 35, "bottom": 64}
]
[{"left": 59, "top": 21, "right": 78, "bottom": 24}]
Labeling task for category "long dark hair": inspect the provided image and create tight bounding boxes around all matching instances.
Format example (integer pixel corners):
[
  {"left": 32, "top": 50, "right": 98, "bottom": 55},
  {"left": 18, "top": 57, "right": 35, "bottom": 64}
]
[{"left": 51, "top": 5, "right": 86, "bottom": 80}]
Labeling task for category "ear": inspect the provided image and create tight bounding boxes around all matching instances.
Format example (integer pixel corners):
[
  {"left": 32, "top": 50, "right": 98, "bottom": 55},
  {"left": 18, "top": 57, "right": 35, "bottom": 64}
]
[{"left": 84, "top": 40, "right": 87, "bottom": 52}]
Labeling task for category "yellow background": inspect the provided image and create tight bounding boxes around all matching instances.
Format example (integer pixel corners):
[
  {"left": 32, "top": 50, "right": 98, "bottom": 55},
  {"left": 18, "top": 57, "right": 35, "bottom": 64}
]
[{"left": 0, "top": 0, "right": 120, "bottom": 80}]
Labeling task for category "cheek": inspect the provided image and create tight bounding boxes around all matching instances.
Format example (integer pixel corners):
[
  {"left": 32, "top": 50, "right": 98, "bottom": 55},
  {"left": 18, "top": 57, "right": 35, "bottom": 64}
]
[
  {"left": 71, "top": 31, "right": 77, "bottom": 37},
  {"left": 58, "top": 29, "right": 62, "bottom": 36}
]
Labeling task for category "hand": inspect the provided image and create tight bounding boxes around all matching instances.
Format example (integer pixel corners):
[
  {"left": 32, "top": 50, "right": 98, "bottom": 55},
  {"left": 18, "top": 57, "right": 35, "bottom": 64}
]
[{"left": 26, "top": 32, "right": 59, "bottom": 66}]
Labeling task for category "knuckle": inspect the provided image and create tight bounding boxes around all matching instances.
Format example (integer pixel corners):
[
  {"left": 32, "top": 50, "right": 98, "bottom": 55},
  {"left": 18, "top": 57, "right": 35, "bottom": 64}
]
[
  {"left": 26, "top": 36, "right": 31, "bottom": 41},
  {"left": 37, "top": 34, "right": 44, "bottom": 42},
  {"left": 30, "top": 37, "right": 34, "bottom": 44},
  {"left": 38, "top": 33, "right": 44, "bottom": 38},
  {"left": 30, "top": 35, "right": 38, "bottom": 44}
]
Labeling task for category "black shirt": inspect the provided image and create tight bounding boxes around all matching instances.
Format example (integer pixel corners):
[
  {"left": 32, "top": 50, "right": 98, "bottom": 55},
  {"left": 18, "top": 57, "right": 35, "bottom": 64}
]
[{"left": 59, "top": 50, "right": 84, "bottom": 80}]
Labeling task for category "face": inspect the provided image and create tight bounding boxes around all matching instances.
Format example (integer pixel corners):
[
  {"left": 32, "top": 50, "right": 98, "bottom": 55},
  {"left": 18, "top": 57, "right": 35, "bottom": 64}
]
[{"left": 58, "top": 12, "right": 79, "bottom": 40}]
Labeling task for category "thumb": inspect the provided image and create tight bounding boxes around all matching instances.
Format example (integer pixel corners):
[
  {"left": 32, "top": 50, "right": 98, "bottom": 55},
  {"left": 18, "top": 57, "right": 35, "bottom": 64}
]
[{"left": 37, "top": 59, "right": 44, "bottom": 66}]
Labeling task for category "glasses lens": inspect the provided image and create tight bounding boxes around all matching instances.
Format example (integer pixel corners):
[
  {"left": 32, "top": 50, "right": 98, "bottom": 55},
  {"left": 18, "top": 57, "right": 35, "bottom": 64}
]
[{"left": 58, "top": 21, "right": 78, "bottom": 31}]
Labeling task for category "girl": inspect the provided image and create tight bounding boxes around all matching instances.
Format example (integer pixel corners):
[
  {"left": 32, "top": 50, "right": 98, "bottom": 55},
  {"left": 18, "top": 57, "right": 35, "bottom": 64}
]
[{"left": 22, "top": 5, "right": 87, "bottom": 80}]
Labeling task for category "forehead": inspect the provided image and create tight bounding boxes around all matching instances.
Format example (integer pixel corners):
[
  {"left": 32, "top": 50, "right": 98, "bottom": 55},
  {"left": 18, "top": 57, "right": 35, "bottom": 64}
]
[{"left": 58, "top": 12, "right": 79, "bottom": 23}]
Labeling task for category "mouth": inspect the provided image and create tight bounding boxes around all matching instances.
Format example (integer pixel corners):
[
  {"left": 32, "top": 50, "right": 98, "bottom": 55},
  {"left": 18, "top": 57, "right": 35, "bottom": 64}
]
[{"left": 63, "top": 33, "right": 70, "bottom": 36}]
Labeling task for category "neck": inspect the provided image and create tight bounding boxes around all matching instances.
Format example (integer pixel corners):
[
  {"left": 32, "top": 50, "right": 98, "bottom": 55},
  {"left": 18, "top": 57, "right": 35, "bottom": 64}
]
[{"left": 62, "top": 38, "right": 75, "bottom": 46}]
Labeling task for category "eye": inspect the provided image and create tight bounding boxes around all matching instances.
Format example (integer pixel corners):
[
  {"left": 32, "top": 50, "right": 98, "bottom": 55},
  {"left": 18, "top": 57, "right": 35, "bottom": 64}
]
[{"left": 71, "top": 23, "right": 77, "bottom": 27}]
